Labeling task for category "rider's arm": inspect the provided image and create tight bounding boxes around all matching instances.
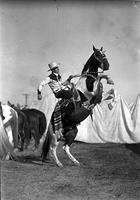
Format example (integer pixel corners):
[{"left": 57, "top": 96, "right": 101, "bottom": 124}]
[
  {"left": 38, "top": 77, "right": 51, "bottom": 92},
  {"left": 37, "top": 77, "right": 50, "bottom": 100}
]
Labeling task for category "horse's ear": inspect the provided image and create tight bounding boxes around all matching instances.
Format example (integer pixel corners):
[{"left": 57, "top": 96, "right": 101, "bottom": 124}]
[
  {"left": 100, "top": 47, "right": 103, "bottom": 51},
  {"left": 93, "top": 45, "right": 96, "bottom": 52}
]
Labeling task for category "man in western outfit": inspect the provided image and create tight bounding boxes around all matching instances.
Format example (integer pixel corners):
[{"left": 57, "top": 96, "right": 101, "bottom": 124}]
[
  {"left": 37, "top": 62, "right": 73, "bottom": 101},
  {"left": 37, "top": 61, "right": 74, "bottom": 139}
]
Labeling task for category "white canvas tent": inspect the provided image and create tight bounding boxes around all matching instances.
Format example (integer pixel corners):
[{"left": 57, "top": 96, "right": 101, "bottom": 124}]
[
  {"left": 76, "top": 93, "right": 140, "bottom": 143},
  {"left": 129, "top": 94, "right": 140, "bottom": 136}
]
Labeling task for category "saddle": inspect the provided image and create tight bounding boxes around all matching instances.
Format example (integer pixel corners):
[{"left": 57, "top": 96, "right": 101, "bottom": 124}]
[{"left": 59, "top": 98, "right": 76, "bottom": 117}]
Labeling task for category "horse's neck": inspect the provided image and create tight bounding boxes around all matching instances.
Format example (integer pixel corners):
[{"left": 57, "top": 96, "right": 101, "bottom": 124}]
[{"left": 85, "top": 55, "right": 99, "bottom": 74}]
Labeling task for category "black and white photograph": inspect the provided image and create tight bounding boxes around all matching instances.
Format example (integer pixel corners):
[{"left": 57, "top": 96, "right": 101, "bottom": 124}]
[{"left": 1, "top": 0, "right": 140, "bottom": 199}]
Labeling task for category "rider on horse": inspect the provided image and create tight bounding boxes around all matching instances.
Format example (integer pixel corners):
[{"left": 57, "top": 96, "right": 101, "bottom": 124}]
[{"left": 37, "top": 61, "right": 78, "bottom": 138}]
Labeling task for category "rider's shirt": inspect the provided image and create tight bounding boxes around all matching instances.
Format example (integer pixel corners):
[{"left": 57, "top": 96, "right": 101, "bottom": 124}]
[{"left": 38, "top": 73, "right": 70, "bottom": 94}]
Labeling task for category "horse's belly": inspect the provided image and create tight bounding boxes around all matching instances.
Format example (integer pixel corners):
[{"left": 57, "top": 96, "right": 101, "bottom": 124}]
[{"left": 64, "top": 106, "right": 90, "bottom": 126}]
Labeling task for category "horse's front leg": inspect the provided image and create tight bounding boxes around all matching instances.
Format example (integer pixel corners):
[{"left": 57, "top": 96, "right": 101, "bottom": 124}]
[{"left": 50, "top": 134, "right": 63, "bottom": 167}]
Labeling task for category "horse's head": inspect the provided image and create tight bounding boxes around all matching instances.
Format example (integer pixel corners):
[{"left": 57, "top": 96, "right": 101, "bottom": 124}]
[
  {"left": 7, "top": 101, "right": 20, "bottom": 111},
  {"left": 93, "top": 45, "right": 110, "bottom": 71}
]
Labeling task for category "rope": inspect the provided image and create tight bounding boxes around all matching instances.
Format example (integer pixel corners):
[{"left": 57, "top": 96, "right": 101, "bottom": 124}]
[{"left": 70, "top": 73, "right": 97, "bottom": 81}]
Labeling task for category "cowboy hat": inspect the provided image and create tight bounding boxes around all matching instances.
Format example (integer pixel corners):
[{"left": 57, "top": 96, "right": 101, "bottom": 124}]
[{"left": 48, "top": 62, "right": 61, "bottom": 71}]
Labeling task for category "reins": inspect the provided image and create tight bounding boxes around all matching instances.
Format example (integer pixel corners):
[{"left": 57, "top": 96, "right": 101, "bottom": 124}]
[{"left": 69, "top": 72, "right": 103, "bottom": 82}]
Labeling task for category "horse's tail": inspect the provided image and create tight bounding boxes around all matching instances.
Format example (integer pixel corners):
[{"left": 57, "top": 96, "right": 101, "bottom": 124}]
[
  {"left": 10, "top": 108, "right": 19, "bottom": 149},
  {"left": 41, "top": 125, "right": 52, "bottom": 161},
  {"left": 39, "top": 113, "right": 47, "bottom": 137}
]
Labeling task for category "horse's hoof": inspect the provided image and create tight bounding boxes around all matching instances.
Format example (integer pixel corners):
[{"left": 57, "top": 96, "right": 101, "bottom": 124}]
[
  {"left": 34, "top": 149, "right": 38, "bottom": 153},
  {"left": 74, "top": 161, "right": 80, "bottom": 166},
  {"left": 10, "top": 155, "right": 18, "bottom": 161},
  {"left": 57, "top": 162, "right": 63, "bottom": 168},
  {"left": 13, "top": 148, "right": 19, "bottom": 153},
  {"left": 19, "top": 148, "right": 23, "bottom": 152},
  {"left": 41, "top": 160, "right": 45, "bottom": 165},
  {"left": 31, "top": 147, "right": 37, "bottom": 152},
  {"left": 42, "top": 157, "right": 47, "bottom": 163}
]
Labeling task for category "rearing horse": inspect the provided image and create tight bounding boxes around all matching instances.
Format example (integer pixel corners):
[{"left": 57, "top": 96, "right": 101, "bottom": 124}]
[{"left": 41, "top": 45, "right": 113, "bottom": 167}]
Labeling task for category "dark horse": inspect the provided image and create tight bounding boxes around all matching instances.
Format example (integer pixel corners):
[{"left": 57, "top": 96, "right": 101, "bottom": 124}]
[
  {"left": 8, "top": 101, "right": 47, "bottom": 151},
  {"left": 22, "top": 108, "right": 47, "bottom": 150},
  {"left": 41, "top": 45, "right": 113, "bottom": 167}
]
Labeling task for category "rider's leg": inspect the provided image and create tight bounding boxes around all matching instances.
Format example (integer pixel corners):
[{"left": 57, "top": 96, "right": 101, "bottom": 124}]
[
  {"left": 52, "top": 103, "right": 63, "bottom": 139},
  {"left": 55, "top": 89, "right": 76, "bottom": 112}
]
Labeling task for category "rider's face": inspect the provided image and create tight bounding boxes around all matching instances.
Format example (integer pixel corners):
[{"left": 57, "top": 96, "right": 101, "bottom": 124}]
[{"left": 53, "top": 67, "right": 60, "bottom": 74}]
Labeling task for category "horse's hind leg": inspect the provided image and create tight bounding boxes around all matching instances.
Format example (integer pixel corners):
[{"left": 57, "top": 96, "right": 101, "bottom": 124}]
[
  {"left": 63, "top": 145, "right": 80, "bottom": 166},
  {"left": 31, "top": 125, "right": 40, "bottom": 150},
  {"left": 50, "top": 134, "right": 63, "bottom": 167},
  {"left": 19, "top": 130, "right": 25, "bottom": 151},
  {"left": 63, "top": 127, "right": 80, "bottom": 166},
  {"left": 24, "top": 125, "right": 31, "bottom": 150}
]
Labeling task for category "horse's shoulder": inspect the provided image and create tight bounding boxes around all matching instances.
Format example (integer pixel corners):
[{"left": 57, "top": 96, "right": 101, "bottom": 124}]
[{"left": 29, "top": 109, "right": 45, "bottom": 118}]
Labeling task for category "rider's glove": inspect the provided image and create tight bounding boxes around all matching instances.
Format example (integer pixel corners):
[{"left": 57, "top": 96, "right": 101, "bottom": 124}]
[{"left": 67, "top": 75, "right": 73, "bottom": 82}]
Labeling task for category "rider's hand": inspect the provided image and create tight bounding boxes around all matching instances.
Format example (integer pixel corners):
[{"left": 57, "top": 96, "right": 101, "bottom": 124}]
[
  {"left": 38, "top": 94, "right": 42, "bottom": 100},
  {"left": 67, "top": 75, "right": 73, "bottom": 82},
  {"left": 37, "top": 89, "right": 42, "bottom": 100}
]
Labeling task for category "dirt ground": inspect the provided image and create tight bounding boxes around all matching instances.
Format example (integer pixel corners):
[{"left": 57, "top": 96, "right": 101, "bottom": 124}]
[{"left": 1, "top": 142, "right": 140, "bottom": 200}]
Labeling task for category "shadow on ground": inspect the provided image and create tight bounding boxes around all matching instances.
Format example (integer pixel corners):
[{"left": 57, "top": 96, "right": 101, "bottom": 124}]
[{"left": 125, "top": 143, "right": 140, "bottom": 156}]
